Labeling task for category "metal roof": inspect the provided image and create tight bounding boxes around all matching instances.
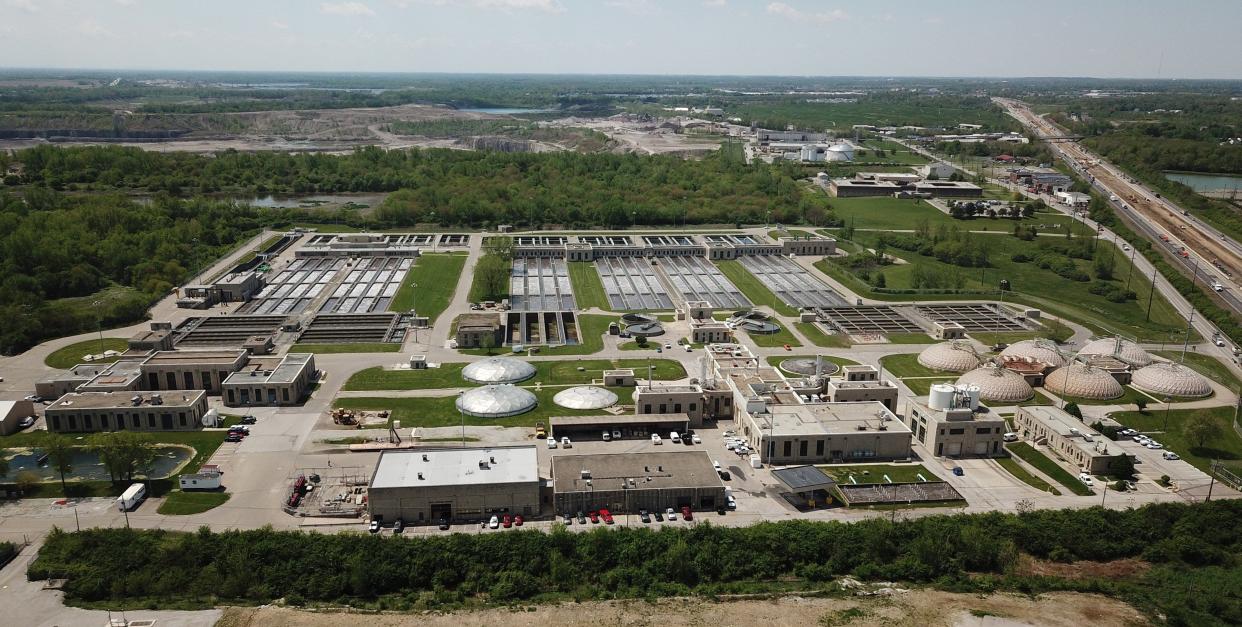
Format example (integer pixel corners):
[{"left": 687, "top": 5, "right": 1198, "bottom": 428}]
[
  {"left": 461, "top": 357, "right": 537, "bottom": 385},
  {"left": 370, "top": 446, "right": 539, "bottom": 489},
  {"left": 552, "top": 386, "right": 618, "bottom": 410},
  {"left": 772, "top": 466, "right": 836, "bottom": 491},
  {"left": 455, "top": 384, "right": 537, "bottom": 417}
]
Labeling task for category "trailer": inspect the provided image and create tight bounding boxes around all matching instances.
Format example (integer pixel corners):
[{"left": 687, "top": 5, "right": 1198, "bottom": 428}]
[{"left": 117, "top": 483, "right": 146, "bottom": 512}]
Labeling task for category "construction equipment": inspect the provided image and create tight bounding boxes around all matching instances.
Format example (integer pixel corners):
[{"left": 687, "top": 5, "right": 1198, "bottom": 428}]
[
  {"left": 535, "top": 422, "right": 547, "bottom": 439},
  {"left": 331, "top": 408, "right": 357, "bottom": 425}
]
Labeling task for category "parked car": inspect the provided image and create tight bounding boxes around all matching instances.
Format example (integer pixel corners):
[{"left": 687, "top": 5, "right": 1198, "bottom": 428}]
[
  {"left": 18, "top": 416, "right": 35, "bottom": 429},
  {"left": 576, "top": 511, "right": 587, "bottom": 525},
  {"left": 1146, "top": 441, "right": 1164, "bottom": 450},
  {"left": 438, "top": 517, "right": 450, "bottom": 530},
  {"left": 664, "top": 343, "right": 672, "bottom": 350},
  {"left": 1078, "top": 473, "right": 1094, "bottom": 486},
  {"left": 393, "top": 518, "right": 405, "bottom": 534},
  {"left": 488, "top": 515, "right": 500, "bottom": 529},
  {"left": 23, "top": 394, "right": 41, "bottom": 402},
  {"left": 369, "top": 519, "right": 381, "bottom": 534},
  {"left": 602, "top": 430, "right": 612, "bottom": 442},
  {"left": 783, "top": 344, "right": 791, "bottom": 351},
  {"left": 502, "top": 513, "right": 513, "bottom": 528},
  {"left": 681, "top": 506, "right": 693, "bottom": 521},
  {"left": 639, "top": 509, "right": 651, "bottom": 523},
  {"left": 719, "top": 470, "right": 731, "bottom": 480},
  {"left": 612, "top": 429, "right": 622, "bottom": 440},
  {"left": 588, "top": 511, "right": 600, "bottom": 524},
  {"left": 952, "top": 466, "right": 964, "bottom": 477},
  {"left": 727, "top": 496, "right": 737, "bottom": 510},
  {"left": 1163, "top": 451, "right": 1181, "bottom": 461},
  {"left": 562, "top": 512, "right": 573, "bottom": 525},
  {"left": 599, "top": 508, "right": 614, "bottom": 525},
  {"left": 225, "top": 434, "right": 243, "bottom": 443},
  {"left": 712, "top": 460, "right": 722, "bottom": 472},
  {"left": 239, "top": 415, "right": 257, "bottom": 425},
  {"left": 653, "top": 510, "right": 664, "bottom": 522},
  {"left": 547, "top": 436, "right": 557, "bottom": 449},
  {"left": 666, "top": 507, "right": 677, "bottom": 521},
  {"left": 691, "top": 434, "right": 702, "bottom": 444},
  {"left": 651, "top": 433, "right": 662, "bottom": 445},
  {"left": 561, "top": 436, "right": 572, "bottom": 448},
  {"left": 514, "top": 514, "right": 524, "bottom": 527},
  {"left": 716, "top": 504, "right": 727, "bottom": 515},
  {"left": 1002, "top": 432, "right": 1019, "bottom": 442}
]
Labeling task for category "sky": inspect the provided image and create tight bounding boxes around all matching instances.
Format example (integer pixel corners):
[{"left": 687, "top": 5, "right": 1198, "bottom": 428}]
[{"left": 0, "top": 0, "right": 1239, "bottom": 79}]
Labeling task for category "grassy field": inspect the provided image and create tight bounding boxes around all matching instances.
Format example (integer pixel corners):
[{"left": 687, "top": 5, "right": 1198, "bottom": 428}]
[
  {"left": 1111, "top": 406, "right": 1242, "bottom": 474},
  {"left": 815, "top": 234, "right": 1186, "bottom": 342},
  {"left": 879, "top": 353, "right": 972, "bottom": 378},
  {"left": 794, "top": 321, "right": 849, "bottom": 347},
  {"left": 460, "top": 314, "right": 613, "bottom": 357},
  {"left": 389, "top": 254, "right": 468, "bottom": 324},
  {"left": 746, "top": 325, "right": 803, "bottom": 348},
  {"left": 883, "top": 333, "right": 937, "bottom": 345},
  {"left": 44, "top": 337, "right": 129, "bottom": 369},
  {"left": 995, "top": 455, "right": 1061, "bottom": 495},
  {"left": 1052, "top": 385, "right": 1158, "bottom": 407},
  {"left": 290, "top": 343, "right": 402, "bottom": 354},
  {"left": 820, "top": 198, "right": 1093, "bottom": 236},
  {"left": 156, "top": 491, "right": 230, "bottom": 515},
  {"left": 856, "top": 139, "right": 930, "bottom": 165},
  {"left": 235, "top": 234, "right": 285, "bottom": 265},
  {"left": 0, "top": 430, "right": 226, "bottom": 499},
  {"left": 567, "top": 262, "right": 611, "bottom": 311},
  {"left": 335, "top": 386, "right": 626, "bottom": 429},
  {"left": 1155, "top": 351, "right": 1241, "bottom": 390},
  {"left": 903, "top": 377, "right": 957, "bottom": 396},
  {"left": 714, "top": 260, "right": 799, "bottom": 316},
  {"left": 1005, "top": 442, "right": 1093, "bottom": 496},
  {"left": 342, "top": 358, "right": 686, "bottom": 391},
  {"left": 821, "top": 463, "right": 938, "bottom": 485}
]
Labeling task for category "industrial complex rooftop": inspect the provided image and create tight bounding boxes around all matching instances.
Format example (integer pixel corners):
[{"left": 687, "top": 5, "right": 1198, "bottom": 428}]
[
  {"left": 551, "top": 451, "right": 723, "bottom": 493},
  {"left": 370, "top": 446, "right": 540, "bottom": 490}
]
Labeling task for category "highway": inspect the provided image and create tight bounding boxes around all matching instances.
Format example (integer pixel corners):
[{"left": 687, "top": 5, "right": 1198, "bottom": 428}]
[{"left": 995, "top": 98, "right": 1242, "bottom": 304}]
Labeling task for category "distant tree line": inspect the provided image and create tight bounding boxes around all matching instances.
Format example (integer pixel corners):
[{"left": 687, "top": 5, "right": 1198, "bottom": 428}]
[{"left": 27, "top": 501, "right": 1242, "bottom": 624}]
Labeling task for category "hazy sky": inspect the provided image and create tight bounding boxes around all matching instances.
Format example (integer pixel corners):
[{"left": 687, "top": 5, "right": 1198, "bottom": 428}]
[{"left": 0, "top": 0, "right": 1239, "bottom": 78}]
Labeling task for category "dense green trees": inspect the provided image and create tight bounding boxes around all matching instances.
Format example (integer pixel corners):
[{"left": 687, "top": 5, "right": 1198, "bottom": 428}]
[
  {"left": 0, "top": 190, "right": 269, "bottom": 354},
  {"left": 27, "top": 500, "right": 1242, "bottom": 624}
]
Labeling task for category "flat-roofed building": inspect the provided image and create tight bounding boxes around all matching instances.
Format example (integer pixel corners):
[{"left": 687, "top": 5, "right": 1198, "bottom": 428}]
[
  {"left": 222, "top": 353, "right": 317, "bottom": 406},
  {"left": 906, "top": 398, "right": 1006, "bottom": 458},
  {"left": 213, "top": 272, "right": 265, "bottom": 303},
  {"left": 824, "top": 365, "right": 899, "bottom": 411},
  {"left": 455, "top": 313, "right": 503, "bottom": 349},
  {"left": 551, "top": 451, "right": 725, "bottom": 515},
  {"left": 737, "top": 401, "right": 912, "bottom": 464},
  {"left": 603, "top": 368, "right": 636, "bottom": 387},
  {"left": 140, "top": 349, "right": 248, "bottom": 394},
  {"left": 0, "top": 400, "right": 35, "bottom": 436},
  {"left": 830, "top": 178, "right": 903, "bottom": 197},
  {"left": 1014, "top": 406, "right": 1132, "bottom": 475},
  {"left": 367, "top": 445, "right": 541, "bottom": 525},
  {"left": 549, "top": 413, "right": 689, "bottom": 441},
  {"left": 128, "top": 328, "right": 173, "bottom": 352},
  {"left": 44, "top": 390, "right": 208, "bottom": 433},
  {"left": 78, "top": 358, "right": 145, "bottom": 393},
  {"left": 779, "top": 235, "right": 837, "bottom": 256},
  {"left": 633, "top": 384, "right": 707, "bottom": 427},
  {"left": 692, "top": 322, "right": 732, "bottom": 344},
  {"left": 910, "top": 181, "right": 984, "bottom": 198}
]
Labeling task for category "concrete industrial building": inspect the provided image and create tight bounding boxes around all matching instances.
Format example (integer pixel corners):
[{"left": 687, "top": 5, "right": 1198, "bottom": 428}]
[
  {"left": 141, "top": 350, "right": 249, "bottom": 394},
  {"left": 221, "top": 353, "right": 318, "bottom": 407},
  {"left": 824, "top": 366, "right": 899, "bottom": 411},
  {"left": 455, "top": 313, "right": 503, "bottom": 348},
  {"left": 551, "top": 451, "right": 726, "bottom": 515},
  {"left": 906, "top": 393, "right": 1006, "bottom": 458},
  {"left": 44, "top": 390, "right": 209, "bottom": 433},
  {"left": 367, "top": 446, "right": 541, "bottom": 525},
  {"left": 1013, "top": 406, "right": 1132, "bottom": 475},
  {"left": 0, "top": 400, "right": 35, "bottom": 436}
]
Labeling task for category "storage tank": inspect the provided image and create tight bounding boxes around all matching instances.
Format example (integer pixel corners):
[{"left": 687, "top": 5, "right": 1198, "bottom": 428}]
[
  {"left": 963, "top": 384, "right": 982, "bottom": 409},
  {"left": 928, "top": 383, "right": 956, "bottom": 410}
]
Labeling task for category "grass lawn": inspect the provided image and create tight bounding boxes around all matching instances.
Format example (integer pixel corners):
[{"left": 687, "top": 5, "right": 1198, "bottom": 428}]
[
  {"left": 746, "top": 325, "right": 802, "bottom": 348},
  {"left": 235, "top": 234, "right": 285, "bottom": 265},
  {"left": 45, "top": 338, "right": 129, "bottom": 369},
  {"left": 1006, "top": 442, "right": 1093, "bottom": 496},
  {"left": 335, "top": 386, "right": 626, "bottom": 429},
  {"left": 1110, "top": 406, "right": 1242, "bottom": 474},
  {"left": 903, "top": 377, "right": 957, "bottom": 396},
  {"left": 794, "top": 321, "right": 849, "bottom": 347},
  {"left": 879, "top": 353, "right": 970, "bottom": 378},
  {"left": 820, "top": 463, "right": 938, "bottom": 485},
  {"left": 815, "top": 234, "right": 1186, "bottom": 343},
  {"left": 157, "top": 491, "right": 230, "bottom": 515},
  {"left": 1052, "top": 385, "right": 1157, "bottom": 407},
  {"left": 884, "top": 333, "right": 937, "bottom": 345},
  {"left": 290, "top": 343, "right": 401, "bottom": 354},
  {"left": 714, "top": 260, "right": 799, "bottom": 316},
  {"left": 568, "top": 262, "right": 611, "bottom": 311},
  {"left": 968, "top": 331, "right": 1045, "bottom": 346},
  {"left": 390, "top": 254, "right": 468, "bottom": 324},
  {"left": 342, "top": 358, "right": 686, "bottom": 391},
  {"left": 1155, "top": 351, "right": 1242, "bottom": 390},
  {"left": 821, "top": 197, "right": 1091, "bottom": 236},
  {"left": 995, "top": 456, "right": 1061, "bottom": 495},
  {"left": 765, "top": 354, "right": 859, "bottom": 369},
  {"left": 0, "top": 430, "right": 226, "bottom": 499},
  {"left": 460, "top": 314, "right": 613, "bottom": 357}
]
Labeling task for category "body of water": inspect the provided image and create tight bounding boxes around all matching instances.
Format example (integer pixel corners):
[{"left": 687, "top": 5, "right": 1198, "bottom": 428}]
[
  {"left": 459, "top": 107, "right": 557, "bottom": 115},
  {"left": 0, "top": 445, "right": 193, "bottom": 482},
  {"left": 1164, "top": 171, "right": 1242, "bottom": 193},
  {"left": 134, "top": 193, "right": 385, "bottom": 209}
]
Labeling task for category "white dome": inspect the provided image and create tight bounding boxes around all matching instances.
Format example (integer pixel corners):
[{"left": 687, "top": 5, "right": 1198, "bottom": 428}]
[
  {"left": 1077, "top": 337, "right": 1152, "bottom": 367},
  {"left": 553, "top": 386, "right": 619, "bottom": 410},
  {"left": 456, "top": 385, "right": 538, "bottom": 417},
  {"left": 918, "top": 341, "right": 982, "bottom": 373},
  {"left": 1131, "top": 362, "right": 1212, "bottom": 398},
  {"left": 955, "top": 365, "right": 1034, "bottom": 403},
  {"left": 461, "top": 357, "right": 537, "bottom": 385},
  {"left": 1044, "top": 363, "right": 1124, "bottom": 400},
  {"left": 1001, "top": 339, "right": 1066, "bottom": 367}
]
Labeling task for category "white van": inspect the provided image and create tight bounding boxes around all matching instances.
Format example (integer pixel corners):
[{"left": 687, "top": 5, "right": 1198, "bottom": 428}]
[
  {"left": 670, "top": 431, "right": 681, "bottom": 444},
  {"left": 602, "top": 430, "right": 612, "bottom": 442},
  {"left": 561, "top": 436, "right": 572, "bottom": 448}
]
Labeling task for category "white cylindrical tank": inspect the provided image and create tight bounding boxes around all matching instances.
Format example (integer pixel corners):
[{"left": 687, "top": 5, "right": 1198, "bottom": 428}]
[
  {"left": 963, "top": 384, "right": 982, "bottom": 410},
  {"left": 928, "top": 383, "right": 955, "bottom": 410}
]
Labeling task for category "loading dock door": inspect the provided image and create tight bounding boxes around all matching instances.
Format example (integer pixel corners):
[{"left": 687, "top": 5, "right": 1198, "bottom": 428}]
[
  {"left": 974, "top": 441, "right": 989, "bottom": 455},
  {"left": 430, "top": 502, "right": 452, "bottom": 522},
  {"left": 944, "top": 442, "right": 962, "bottom": 456}
]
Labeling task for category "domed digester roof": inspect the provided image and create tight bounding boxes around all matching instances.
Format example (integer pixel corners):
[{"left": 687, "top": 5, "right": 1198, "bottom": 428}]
[
  {"left": 955, "top": 365, "right": 1034, "bottom": 403},
  {"left": 1001, "top": 339, "right": 1067, "bottom": 367},
  {"left": 1044, "top": 363, "right": 1124, "bottom": 400},
  {"left": 461, "top": 356, "right": 537, "bottom": 385},
  {"left": 456, "top": 384, "right": 538, "bottom": 417},
  {"left": 1077, "top": 337, "right": 1152, "bottom": 367},
  {"left": 553, "top": 386, "right": 619, "bottom": 410},
  {"left": 1131, "top": 362, "right": 1212, "bottom": 398},
  {"left": 917, "top": 341, "right": 982, "bottom": 373}
]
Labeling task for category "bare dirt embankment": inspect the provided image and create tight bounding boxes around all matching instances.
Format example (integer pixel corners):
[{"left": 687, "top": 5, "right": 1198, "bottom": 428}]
[{"left": 215, "top": 590, "right": 1147, "bottom": 627}]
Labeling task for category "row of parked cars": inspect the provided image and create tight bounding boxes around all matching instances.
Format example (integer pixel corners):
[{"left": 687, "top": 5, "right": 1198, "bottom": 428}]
[{"left": 562, "top": 505, "right": 694, "bottom": 525}]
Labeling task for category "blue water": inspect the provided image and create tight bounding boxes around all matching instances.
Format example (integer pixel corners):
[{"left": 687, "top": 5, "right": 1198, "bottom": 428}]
[
  {"left": 1164, "top": 171, "right": 1242, "bottom": 193},
  {"left": 0, "top": 445, "right": 193, "bottom": 482},
  {"left": 459, "top": 107, "right": 557, "bottom": 115}
]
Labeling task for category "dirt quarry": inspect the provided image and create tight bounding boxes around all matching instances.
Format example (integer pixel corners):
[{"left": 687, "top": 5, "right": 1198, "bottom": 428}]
[{"left": 215, "top": 590, "right": 1147, "bottom": 627}]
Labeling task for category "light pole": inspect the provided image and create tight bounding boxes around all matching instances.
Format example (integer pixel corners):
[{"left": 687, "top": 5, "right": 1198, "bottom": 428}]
[
  {"left": 458, "top": 390, "right": 466, "bottom": 447},
  {"left": 409, "top": 280, "right": 418, "bottom": 344},
  {"left": 1163, "top": 396, "right": 1172, "bottom": 431},
  {"left": 91, "top": 300, "right": 104, "bottom": 356}
]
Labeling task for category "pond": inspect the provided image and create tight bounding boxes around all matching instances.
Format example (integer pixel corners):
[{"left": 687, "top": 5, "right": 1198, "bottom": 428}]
[
  {"left": 458, "top": 107, "right": 558, "bottom": 115},
  {"left": 0, "top": 445, "right": 194, "bottom": 482},
  {"left": 1164, "top": 171, "right": 1242, "bottom": 194},
  {"left": 132, "top": 193, "right": 386, "bottom": 209}
]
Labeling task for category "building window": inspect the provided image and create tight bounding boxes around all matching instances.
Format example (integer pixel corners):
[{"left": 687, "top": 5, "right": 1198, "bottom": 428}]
[
  {"left": 101, "top": 415, "right": 109, "bottom": 429},
  {"left": 282, "top": 388, "right": 290, "bottom": 402},
  {"left": 68, "top": 415, "right": 78, "bottom": 430},
  {"left": 643, "top": 404, "right": 651, "bottom": 413},
  {"left": 179, "top": 413, "right": 187, "bottom": 427},
  {"left": 673, "top": 403, "right": 681, "bottom": 413},
  {"left": 148, "top": 415, "right": 156, "bottom": 428},
  {"left": 783, "top": 441, "right": 792, "bottom": 457},
  {"left": 976, "top": 427, "right": 992, "bottom": 434},
  {"left": 689, "top": 403, "right": 697, "bottom": 412},
  {"left": 949, "top": 428, "right": 965, "bottom": 435},
  {"left": 83, "top": 415, "right": 93, "bottom": 430},
  {"left": 202, "top": 372, "right": 211, "bottom": 390},
  {"left": 816, "top": 440, "right": 825, "bottom": 456},
  {"left": 184, "top": 372, "right": 194, "bottom": 389},
  {"left": 659, "top": 404, "right": 666, "bottom": 414},
  {"left": 165, "top": 372, "right": 176, "bottom": 389},
  {"left": 51, "top": 415, "right": 61, "bottom": 430},
  {"left": 132, "top": 414, "right": 140, "bottom": 428},
  {"left": 799, "top": 440, "right": 808, "bottom": 456}
]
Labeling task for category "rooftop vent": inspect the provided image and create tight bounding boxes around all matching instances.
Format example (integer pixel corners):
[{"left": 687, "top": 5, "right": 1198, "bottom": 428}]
[
  {"left": 422, "top": 454, "right": 429, "bottom": 462},
  {"left": 417, "top": 472, "right": 424, "bottom": 480},
  {"left": 479, "top": 460, "right": 489, "bottom": 470},
  {"left": 580, "top": 469, "right": 591, "bottom": 479}
]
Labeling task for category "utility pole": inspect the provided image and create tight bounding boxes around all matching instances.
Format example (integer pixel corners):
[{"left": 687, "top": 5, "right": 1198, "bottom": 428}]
[
  {"left": 1181, "top": 309, "right": 1195, "bottom": 359},
  {"left": 1145, "top": 267, "right": 1158, "bottom": 322},
  {"left": 1163, "top": 396, "right": 1173, "bottom": 431},
  {"left": 458, "top": 390, "right": 466, "bottom": 447}
]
